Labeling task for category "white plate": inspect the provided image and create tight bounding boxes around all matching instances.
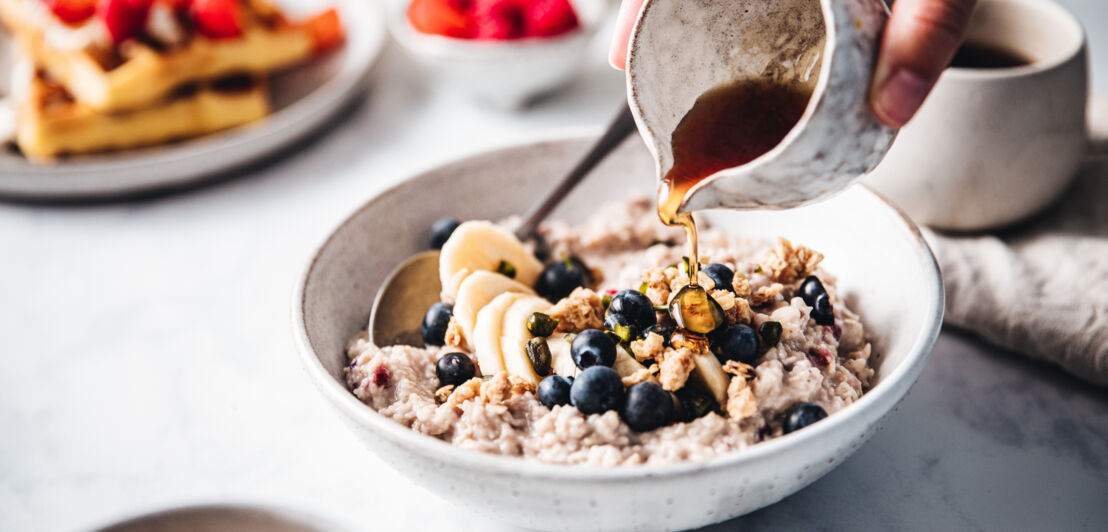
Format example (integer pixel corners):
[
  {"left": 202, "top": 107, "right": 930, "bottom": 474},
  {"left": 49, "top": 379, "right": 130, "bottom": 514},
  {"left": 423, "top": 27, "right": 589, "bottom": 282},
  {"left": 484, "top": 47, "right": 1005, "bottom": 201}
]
[{"left": 0, "top": 0, "right": 386, "bottom": 201}]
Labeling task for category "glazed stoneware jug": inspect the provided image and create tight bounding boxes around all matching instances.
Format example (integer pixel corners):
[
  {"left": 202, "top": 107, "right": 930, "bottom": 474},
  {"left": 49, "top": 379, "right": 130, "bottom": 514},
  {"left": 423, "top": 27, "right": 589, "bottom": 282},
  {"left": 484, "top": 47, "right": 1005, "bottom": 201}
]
[{"left": 627, "top": 0, "right": 896, "bottom": 211}]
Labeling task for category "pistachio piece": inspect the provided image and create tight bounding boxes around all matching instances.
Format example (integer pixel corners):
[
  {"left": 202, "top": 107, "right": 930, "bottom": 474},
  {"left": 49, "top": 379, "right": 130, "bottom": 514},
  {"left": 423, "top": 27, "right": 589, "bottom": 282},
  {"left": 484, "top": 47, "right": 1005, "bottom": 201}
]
[
  {"left": 526, "top": 337, "right": 553, "bottom": 376},
  {"left": 526, "top": 312, "right": 559, "bottom": 337}
]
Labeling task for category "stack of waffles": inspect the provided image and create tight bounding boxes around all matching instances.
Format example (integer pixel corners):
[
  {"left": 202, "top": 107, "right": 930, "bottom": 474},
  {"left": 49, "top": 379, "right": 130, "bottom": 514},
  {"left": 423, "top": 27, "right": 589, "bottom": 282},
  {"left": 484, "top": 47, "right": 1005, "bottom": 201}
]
[{"left": 0, "top": 0, "right": 343, "bottom": 159}]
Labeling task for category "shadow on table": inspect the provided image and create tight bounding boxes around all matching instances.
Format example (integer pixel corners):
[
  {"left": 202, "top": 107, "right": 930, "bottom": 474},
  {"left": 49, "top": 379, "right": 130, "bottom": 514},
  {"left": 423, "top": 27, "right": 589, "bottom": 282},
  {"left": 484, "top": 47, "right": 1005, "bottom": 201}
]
[{"left": 696, "top": 330, "right": 1108, "bottom": 531}]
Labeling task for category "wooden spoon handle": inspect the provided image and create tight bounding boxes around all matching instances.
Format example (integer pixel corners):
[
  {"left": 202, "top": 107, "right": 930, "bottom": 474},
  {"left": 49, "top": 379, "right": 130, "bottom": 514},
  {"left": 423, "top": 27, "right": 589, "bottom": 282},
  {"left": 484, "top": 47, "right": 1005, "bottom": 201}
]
[{"left": 513, "top": 104, "right": 638, "bottom": 240}]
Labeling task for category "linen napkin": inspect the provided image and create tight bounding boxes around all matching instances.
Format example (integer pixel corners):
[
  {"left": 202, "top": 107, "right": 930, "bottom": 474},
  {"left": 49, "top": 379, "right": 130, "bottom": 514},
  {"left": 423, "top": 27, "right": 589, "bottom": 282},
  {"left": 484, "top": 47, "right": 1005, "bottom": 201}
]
[{"left": 923, "top": 137, "right": 1108, "bottom": 387}]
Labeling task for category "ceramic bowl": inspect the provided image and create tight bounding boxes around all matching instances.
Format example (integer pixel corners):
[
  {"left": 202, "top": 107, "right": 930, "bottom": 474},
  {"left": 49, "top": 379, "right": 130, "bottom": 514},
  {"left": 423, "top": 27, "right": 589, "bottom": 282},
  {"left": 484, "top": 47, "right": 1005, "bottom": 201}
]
[
  {"left": 89, "top": 503, "right": 355, "bottom": 532},
  {"left": 385, "top": 0, "right": 607, "bottom": 108},
  {"left": 292, "top": 135, "right": 943, "bottom": 532}
]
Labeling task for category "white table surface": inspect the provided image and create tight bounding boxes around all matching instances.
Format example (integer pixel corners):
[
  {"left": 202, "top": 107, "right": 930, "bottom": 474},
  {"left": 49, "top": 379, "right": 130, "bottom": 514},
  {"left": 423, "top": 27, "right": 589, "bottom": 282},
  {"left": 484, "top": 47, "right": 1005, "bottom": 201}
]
[{"left": 3, "top": 1, "right": 1107, "bottom": 530}]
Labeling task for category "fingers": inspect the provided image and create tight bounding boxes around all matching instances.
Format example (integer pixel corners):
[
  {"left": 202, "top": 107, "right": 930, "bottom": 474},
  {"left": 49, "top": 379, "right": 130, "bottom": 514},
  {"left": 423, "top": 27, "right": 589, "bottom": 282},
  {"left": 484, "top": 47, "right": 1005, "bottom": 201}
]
[
  {"left": 870, "top": 0, "right": 977, "bottom": 127},
  {"left": 608, "top": 0, "right": 646, "bottom": 70}
]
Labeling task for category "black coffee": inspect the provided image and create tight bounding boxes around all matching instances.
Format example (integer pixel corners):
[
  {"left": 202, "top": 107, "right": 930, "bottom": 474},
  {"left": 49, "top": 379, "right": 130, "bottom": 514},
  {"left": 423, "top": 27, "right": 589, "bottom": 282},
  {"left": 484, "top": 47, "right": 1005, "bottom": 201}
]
[{"left": 950, "top": 40, "right": 1033, "bottom": 69}]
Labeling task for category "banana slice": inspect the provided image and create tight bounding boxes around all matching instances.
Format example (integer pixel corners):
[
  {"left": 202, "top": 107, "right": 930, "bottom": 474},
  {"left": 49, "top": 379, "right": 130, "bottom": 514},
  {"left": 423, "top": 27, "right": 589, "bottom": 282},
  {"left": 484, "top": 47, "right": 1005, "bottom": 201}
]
[
  {"left": 472, "top": 292, "right": 526, "bottom": 376},
  {"left": 439, "top": 221, "right": 544, "bottom": 300},
  {"left": 499, "top": 296, "right": 554, "bottom": 385},
  {"left": 549, "top": 334, "right": 577, "bottom": 377},
  {"left": 690, "top": 352, "right": 729, "bottom": 404},
  {"left": 612, "top": 346, "right": 656, "bottom": 383},
  {"left": 453, "top": 271, "right": 536, "bottom": 344}
]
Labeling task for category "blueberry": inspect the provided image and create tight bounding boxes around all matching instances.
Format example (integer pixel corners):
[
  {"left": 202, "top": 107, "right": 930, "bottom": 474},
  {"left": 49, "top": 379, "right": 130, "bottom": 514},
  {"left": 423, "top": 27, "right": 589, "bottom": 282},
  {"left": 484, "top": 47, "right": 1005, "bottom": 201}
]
[
  {"left": 435, "top": 352, "right": 475, "bottom": 387},
  {"left": 607, "top": 289, "right": 656, "bottom": 332},
  {"left": 571, "top": 329, "right": 616, "bottom": 369},
  {"left": 758, "top": 321, "right": 783, "bottom": 348},
  {"left": 570, "top": 366, "right": 624, "bottom": 414},
  {"left": 798, "top": 275, "right": 827, "bottom": 306},
  {"left": 783, "top": 402, "right": 827, "bottom": 433},
  {"left": 537, "top": 375, "right": 573, "bottom": 408},
  {"left": 429, "top": 217, "right": 461, "bottom": 249},
  {"left": 702, "top": 263, "right": 735, "bottom": 292},
  {"left": 711, "top": 324, "right": 760, "bottom": 364},
  {"left": 810, "top": 293, "right": 835, "bottom": 326},
  {"left": 420, "top": 302, "right": 453, "bottom": 345},
  {"left": 535, "top": 256, "right": 592, "bottom": 301},
  {"left": 675, "top": 386, "right": 717, "bottom": 421},
  {"left": 621, "top": 382, "right": 675, "bottom": 431},
  {"left": 643, "top": 324, "right": 674, "bottom": 347}
]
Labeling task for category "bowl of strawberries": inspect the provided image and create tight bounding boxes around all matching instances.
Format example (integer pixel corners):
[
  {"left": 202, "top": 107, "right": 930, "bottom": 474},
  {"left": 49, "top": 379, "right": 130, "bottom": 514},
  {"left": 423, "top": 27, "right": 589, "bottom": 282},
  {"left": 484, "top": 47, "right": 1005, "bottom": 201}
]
[{"left": 388, "top": 0, "right": 608, "bottom": 108}]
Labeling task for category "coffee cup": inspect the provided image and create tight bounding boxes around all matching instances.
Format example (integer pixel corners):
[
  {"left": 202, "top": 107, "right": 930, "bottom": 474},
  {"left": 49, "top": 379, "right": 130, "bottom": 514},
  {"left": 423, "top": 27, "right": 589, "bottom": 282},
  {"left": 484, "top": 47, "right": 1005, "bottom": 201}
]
[{"left": 863, "top": 0, "right": 1104, "bottom": 231}]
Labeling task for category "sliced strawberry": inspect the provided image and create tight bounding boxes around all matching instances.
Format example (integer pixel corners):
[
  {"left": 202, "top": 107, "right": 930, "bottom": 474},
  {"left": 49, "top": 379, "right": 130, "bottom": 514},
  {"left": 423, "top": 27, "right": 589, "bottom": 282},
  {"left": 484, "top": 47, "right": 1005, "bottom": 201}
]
[
  {"left": 523, "top": 0, "right": 578, "bottom": 38},
  {"left": 408, "top": 0, "right": 471, "bottom": 38},
  {"left": 302, "top": 8, "right": 344, "bottom": 53},
  {"left": 42, "top": 0, "right": 97, "bottom": 24},
  {"left": 190, "top": 0, "right": 243, "bottom": 39},
  {"left": 471, "top": 0, "right": 524, "bottom": 40},
  {"left": 442, "top": 0, "right": 473, "bottom": 12},
  {"left": 97, "top": 0, "right": 153, "bottom": 43}
]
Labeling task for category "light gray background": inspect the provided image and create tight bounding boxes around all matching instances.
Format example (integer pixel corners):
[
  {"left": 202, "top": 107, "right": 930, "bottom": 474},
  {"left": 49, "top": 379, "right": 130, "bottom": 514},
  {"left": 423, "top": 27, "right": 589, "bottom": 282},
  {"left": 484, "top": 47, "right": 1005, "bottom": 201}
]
[{"left": 2, "top": 1, "right": 1106, "bottom": 530}]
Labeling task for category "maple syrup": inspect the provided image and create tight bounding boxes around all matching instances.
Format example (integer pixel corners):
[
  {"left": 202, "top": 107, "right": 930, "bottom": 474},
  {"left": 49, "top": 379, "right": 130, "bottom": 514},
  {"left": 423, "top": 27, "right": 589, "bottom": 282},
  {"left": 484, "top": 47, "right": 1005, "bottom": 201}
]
[{"left": 658, "top": 78, "right": 814, "bottom": 282}]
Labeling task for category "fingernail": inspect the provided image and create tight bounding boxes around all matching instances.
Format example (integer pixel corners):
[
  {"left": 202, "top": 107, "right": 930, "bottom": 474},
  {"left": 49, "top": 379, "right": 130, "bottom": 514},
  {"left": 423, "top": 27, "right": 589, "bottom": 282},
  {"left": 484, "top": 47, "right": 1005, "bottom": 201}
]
[
  {"left": 608, "top": 43, "right": 626, "bottom": 70},
  {"left": 873, "top": 69, "right": 930, "bottom": 127}
]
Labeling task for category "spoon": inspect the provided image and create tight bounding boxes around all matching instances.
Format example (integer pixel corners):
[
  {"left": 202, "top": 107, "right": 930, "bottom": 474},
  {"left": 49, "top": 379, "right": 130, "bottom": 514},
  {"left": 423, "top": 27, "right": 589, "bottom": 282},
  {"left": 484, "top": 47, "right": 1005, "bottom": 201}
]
[
  {"left": 626, "top": 0, "right": 896, "bottom": 211},
  {"left": 370, "top": 104, "right": 638, "bottom": 346}
]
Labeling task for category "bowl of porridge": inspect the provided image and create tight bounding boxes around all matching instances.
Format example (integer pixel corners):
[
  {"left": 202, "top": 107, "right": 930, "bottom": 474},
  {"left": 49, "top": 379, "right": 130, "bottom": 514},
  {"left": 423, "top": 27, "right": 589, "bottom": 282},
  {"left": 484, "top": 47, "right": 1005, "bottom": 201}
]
[{"left": 292, "top": 134, "right": 943, "bottom": 531}]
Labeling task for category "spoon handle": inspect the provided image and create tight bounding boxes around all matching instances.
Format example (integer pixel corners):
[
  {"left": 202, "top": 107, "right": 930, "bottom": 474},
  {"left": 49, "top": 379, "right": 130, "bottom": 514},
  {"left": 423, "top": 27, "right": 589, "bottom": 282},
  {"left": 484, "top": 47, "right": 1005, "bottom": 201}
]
[{"left": 513, "top": 104, "right": 638, "bottom": 240}]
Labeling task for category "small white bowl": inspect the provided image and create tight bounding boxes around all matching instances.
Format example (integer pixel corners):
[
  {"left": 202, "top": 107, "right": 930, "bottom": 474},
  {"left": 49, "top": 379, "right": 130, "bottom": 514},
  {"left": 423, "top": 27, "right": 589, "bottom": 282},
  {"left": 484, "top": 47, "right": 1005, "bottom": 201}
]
[
  {"left": 385, "top": 0, "right": 607, "bottom": 108},
  {"left": 292, "top": 134, "right": 944, "bottom": 531},
  {"left": 89, "top": 503, "right": 356, "bottom": 532}
]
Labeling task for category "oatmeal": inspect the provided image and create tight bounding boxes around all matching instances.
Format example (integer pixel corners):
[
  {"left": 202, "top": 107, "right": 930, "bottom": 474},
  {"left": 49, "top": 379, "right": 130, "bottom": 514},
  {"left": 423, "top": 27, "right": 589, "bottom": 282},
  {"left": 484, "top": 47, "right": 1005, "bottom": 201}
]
[{"left": 346, "top": 198, "right": 874, "bottom": 466}]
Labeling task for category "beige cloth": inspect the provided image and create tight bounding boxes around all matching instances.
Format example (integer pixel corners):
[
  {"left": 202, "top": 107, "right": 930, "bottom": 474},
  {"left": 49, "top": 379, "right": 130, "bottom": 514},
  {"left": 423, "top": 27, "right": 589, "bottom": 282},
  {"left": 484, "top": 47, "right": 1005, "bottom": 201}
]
[{"left": 924, "top": 160, "right": 1108, "bottom": 387}]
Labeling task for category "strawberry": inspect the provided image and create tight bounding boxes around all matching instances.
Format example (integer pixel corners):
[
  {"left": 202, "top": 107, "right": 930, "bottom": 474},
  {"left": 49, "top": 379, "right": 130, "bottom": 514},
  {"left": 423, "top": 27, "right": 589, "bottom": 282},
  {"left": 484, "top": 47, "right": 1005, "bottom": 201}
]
[
  {"left": 41, "top": 0, "right": 96, "bottom": 24},
  {"left": 408, "top": 0, "right": 472, "bottom": 38},
  {"left": 443, "top": 0, "right": 473, "bottom": 12},
  {"left": 471, "top": 0, "right": 524, "bottom": 40},
  {"left": 97, "top": 0, "right": 152, "bottom": 43},
  {"left": 522, "top": 0, "right": 578, "bottom": 38},
  {"left": 302, "top": 8, "right": 344, "bottom": 53},
  {"left": 190, "top": 0, "right": 243, "bottom": 39}
]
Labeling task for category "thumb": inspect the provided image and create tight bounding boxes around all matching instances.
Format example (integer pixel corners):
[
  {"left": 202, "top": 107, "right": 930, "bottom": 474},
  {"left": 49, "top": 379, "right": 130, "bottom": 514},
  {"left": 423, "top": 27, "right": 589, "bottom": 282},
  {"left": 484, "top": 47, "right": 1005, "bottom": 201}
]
[
  {"left": 870, "top": 0, "right": 977, "bottom": 127},
  {"left": 608, "top": 0, "right": 646, "bottom": 70}
]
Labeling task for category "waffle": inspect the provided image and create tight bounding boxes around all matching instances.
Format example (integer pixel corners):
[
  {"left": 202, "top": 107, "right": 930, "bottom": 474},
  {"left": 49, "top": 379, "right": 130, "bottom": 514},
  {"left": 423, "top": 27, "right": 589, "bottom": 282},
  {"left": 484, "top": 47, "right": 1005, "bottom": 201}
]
[
  {"left": 12, "top": 59, "right": 269, "bottom": 159},
  {"left": 0, "top": 0, "right": 316, "bottom": 112}
]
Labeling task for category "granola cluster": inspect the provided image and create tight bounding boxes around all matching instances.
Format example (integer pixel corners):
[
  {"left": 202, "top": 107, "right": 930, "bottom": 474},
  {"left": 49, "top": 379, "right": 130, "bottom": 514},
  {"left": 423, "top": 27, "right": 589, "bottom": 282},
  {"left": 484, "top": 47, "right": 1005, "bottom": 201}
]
[{"left": 437, "top": 372, "right": 536, "bottom": 410}]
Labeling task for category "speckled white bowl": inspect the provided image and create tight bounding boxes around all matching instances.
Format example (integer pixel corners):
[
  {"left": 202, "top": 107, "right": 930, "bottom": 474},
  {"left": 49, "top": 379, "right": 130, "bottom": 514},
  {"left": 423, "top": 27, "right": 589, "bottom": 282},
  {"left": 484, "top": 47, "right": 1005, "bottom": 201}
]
[
  {"left": 88, "top": 503, "right": 356, "bottom": 532},
  {"left": 292, "top": 134, "right": 943, "bottom": 532},
  {"left": 385, "top": 0, "right": 608, "bottom": 108}
]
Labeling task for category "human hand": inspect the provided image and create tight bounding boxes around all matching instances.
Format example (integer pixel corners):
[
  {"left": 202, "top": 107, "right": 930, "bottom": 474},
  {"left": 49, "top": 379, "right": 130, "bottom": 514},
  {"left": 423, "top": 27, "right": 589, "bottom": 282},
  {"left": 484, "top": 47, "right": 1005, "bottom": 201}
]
[{"left": 607, "top": 0, "right": 977, "bottom": 128}]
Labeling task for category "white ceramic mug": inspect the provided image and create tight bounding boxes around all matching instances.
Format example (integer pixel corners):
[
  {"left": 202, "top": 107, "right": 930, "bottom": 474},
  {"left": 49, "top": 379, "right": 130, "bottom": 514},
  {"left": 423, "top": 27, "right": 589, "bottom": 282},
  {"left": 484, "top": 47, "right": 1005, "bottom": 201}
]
[{"left": 863, "top": 0, "right": 1104, "bottom": 231}]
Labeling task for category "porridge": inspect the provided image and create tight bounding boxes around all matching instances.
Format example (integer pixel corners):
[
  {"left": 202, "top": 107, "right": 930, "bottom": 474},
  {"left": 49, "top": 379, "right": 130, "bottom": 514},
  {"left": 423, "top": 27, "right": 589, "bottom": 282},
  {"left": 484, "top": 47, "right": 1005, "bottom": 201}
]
[{"left": 346, "top": 198, "right": 874, "bottom": 466}]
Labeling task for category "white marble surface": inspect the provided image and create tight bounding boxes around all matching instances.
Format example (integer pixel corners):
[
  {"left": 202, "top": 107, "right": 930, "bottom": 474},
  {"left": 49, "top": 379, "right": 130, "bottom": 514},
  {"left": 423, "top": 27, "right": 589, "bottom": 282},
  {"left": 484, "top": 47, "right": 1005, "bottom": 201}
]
[{"left": 2, "top": 1, "right": 1108, "bottom": 530}]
